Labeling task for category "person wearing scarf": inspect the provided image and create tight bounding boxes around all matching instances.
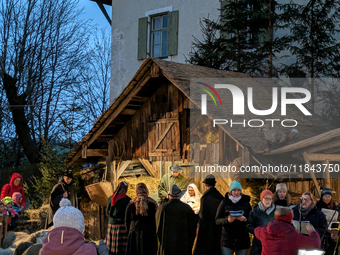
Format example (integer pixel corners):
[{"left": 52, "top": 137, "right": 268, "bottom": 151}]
[
  {"left": 293, "top": 191, "right": 327, "bottom": 237},
  {"left": 273, "top": 183, "right": 292, "bottom": 207},
  {"left": 106, "top": 181, "right": 131, "bottom": 255},
  {"left": 125, "top": 183, "right": 158, "bottom": 255},
  {"left": 316, "top": 188, "right": 339, "bottom": 255},
  {"left": 247, "top": 190, "right": 276, "bottom": 255},
  {"left": 180, "top": 183, "right": 202, "bottom": 214},
  {"left": 215, "top": 180, "right": 252, "bottom": 255}
]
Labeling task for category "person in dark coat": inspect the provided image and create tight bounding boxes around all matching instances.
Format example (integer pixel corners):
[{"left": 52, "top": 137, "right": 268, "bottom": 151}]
[
  {"left": 125, "top": 182, "right": 158, "bottom": 255},
  {"left": 273, "top": 183, "right": 292, "bottom": 207},
  {"left": 216, "top": 180, "right": 252, "bottom": 255},
  {"left": 293, "top": 191, "right": 327, "bottom": 237},
  {"left": 316, "top": 188, "right": 339, "bottom": 255},
  {"left": 45, "top": 170, "right": 77, "bottom": 228},
  {"left": 255, "top": 207, "right": 321, "bottom": 255},
  {"left": 156, "top": 184, "right": 198, "bottom": 255},
  {"left": 194, "top": 174, "right": 223, "bottom": 255},
  {"left": 106, "top": 181, "right": 131, "bottom": 255},
  {"left": 247, "top": 190, "right": 275, "bottom": 255}
]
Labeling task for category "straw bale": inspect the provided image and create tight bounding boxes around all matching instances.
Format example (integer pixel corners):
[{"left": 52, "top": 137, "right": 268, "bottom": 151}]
[
  {"left": 118, "top": 176, "right": 161, "bottom": 199},
  {"left": 24, "top": 204, "right": 49, "bottom": 222}
]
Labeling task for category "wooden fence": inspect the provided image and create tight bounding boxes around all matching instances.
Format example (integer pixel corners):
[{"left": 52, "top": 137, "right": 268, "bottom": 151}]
[{"left": 0, "top": 214, "right": 8, "bottom": 246}]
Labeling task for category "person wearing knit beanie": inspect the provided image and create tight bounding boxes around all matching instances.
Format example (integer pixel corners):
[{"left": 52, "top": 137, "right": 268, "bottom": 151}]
[
  {"left": 273, "top": 183, "right": 292, "bottom": 207},
  {"left": 260, "top": 190, "right": 273, "bottom": 201},
  {"left": 229, "top": 180, "right": 242, "bottom": 193},
  {"left": 316, "top": 188, "right": 338, "bottom": 255},
  {"left": 53, "top": 198, "right": 85, "bottom": 233},
  {"left": 3, "top": 196, "right": 13, "bottom": 206},
  {"left": 40, "top": 198, "right": 97, "bottom": 255},
  {"left": 216, "top": 180, "right": 252, "bottom": 254},
  {"left": 247, "top": 189, "right": 275, "bottom": 255}
]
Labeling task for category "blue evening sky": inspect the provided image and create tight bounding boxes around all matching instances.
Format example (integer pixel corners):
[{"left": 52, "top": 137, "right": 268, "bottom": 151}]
[{"left": 79, "top": 0, "right": 112, "bottom": 29}]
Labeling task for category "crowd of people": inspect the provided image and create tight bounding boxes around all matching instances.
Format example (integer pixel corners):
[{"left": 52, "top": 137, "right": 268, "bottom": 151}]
[
  {"left": 1, "top": 167, "right": 340, "bottom": 255},
  {"left": 0, "top": 173, "right": 26, "bottom": 230},
  {"left": 104, "top": 164, "right": 339, "bottom": 255}
]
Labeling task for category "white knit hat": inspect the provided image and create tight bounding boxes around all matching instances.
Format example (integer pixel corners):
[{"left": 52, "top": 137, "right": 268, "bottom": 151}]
[
  {"left": 53, "top": 198, "right": 85, "bottom": 234},
  {"left": 276, "top": 183, "right": 287, "bottom": 192}
]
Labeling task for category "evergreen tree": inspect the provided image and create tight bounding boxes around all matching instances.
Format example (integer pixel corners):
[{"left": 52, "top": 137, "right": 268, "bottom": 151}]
[
  {"left": 187, "top": 0, "right": 290, "bottom": 77},
  {"left": 283, "top": 0, "right": 340, "bottom": 111},
  {"left": 24, "top": 139, "right": 80, "bottom": 208},
  {"left": 186, "top": 18, "right": 227, "bottom": 69}
]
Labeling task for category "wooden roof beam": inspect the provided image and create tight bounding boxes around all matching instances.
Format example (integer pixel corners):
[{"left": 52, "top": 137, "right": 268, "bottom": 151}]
[
  {"left": 67, "top": 71, "right": 151, "bottom": 165},
  {"left": 302, "top": 139, "right": 340, "bottom": 154},
  {"left": 305, "top": 153, "right": 340, "bottom": 162},
  {"left": 93, "top": 0, "right": 111, "bottom": 25}
]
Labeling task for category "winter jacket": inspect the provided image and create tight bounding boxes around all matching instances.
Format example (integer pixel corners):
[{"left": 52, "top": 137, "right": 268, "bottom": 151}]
[
  {"left": 255, "top": 220, "right": 321, "bottom": 255},
  {"left": 1, "top": 173, "right": 26, "bottom": 208},
  {"left": 293, "top": 204, "right": 327, "bottom": 237},
  {"left": 194, "top": 187, "right": 224, "bottom": 255},
  {"left": 39, "top": 227, "right": 97, "bottom": 255},
  {"left": 247, "top": 204, "right": 275, "bottom": 255},
  {"left": 316, "top": 199, "right": 339, "bottom": 255},
  {"left": 46, "top": 177, "right": 78, "bottom": 228},
  {"left": 3, "top": 208, "right": 19, "bottom": 224},
  {"left": 215, "top": 193, "right": 252, "bottom": 250},
  {"left": 106, "top": 195, "right": 131, "bottom": 224},
  {"left": 22, "top": 243, "right": 42, "bottom": 255},
  {"left": 273, "top": 192, "right": 292, "bottom": 207}
]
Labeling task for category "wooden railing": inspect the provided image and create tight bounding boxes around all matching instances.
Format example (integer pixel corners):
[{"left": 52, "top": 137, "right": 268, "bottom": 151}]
[{"left": 0, "top": 215, "right": 8, "bottom": 246}]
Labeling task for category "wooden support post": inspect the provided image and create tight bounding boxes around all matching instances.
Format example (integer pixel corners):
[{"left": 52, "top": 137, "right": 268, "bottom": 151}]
[
  {"left": 302, "top": 152, "right": 321, "bottom": 197},
  {"left": 323, "top": 159, "right": 331, "bottom": 189},
  {"left": 113, "top": 160, "right": 117, "bottom": 190},
  {"left": 242, "top": 147, "right": 250, "bottom": 167},
  {"left": 302, "top": 180, "right": 310, "bottom": 193}
]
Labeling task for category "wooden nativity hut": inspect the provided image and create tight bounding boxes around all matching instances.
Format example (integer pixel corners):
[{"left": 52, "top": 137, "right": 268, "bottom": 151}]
[{"left": 65, "top": 58, "right": 340, "bottom": 239}]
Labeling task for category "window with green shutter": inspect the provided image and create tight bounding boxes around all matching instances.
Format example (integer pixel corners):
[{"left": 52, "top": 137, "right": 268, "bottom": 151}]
[{"left": 137, "top": 10, "right": 178, "bottom": 60}]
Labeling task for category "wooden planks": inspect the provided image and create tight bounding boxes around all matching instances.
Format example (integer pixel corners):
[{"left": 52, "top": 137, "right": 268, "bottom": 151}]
[
  {"left": 117, "top": 160, "right": 132, "bottom": 179},
  {"left": 139, "top": 158, "right": 157, "bottom": 177}
]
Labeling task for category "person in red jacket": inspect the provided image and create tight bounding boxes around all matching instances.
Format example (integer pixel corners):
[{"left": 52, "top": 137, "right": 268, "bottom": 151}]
[
  {"left": 1, "top": 173, "right": 26, "bottom": 209},
  {"left": 254, "top": 207, "right": 321, "bottom": 255}
]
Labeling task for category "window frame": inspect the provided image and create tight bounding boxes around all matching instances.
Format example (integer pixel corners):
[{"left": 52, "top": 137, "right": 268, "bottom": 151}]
[
  {"left": 150, "top": 13, "right": 168, "bottom": 58},
  {"left": 144, "top": 6, "right": 172, "bottom": 60}
]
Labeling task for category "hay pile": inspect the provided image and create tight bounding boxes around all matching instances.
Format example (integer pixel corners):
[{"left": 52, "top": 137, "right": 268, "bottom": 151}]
[
  {"left": 118, "top": 176, "right": 161, "bottom": 198},
  {"left": 24, "top": 204, "right": 49, "bottom": 223}
]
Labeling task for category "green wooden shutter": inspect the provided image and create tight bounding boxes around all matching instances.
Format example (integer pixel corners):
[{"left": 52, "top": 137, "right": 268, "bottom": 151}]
[
  {"left": 138, "top": 17, "right": 148, "bottom": 60},
  {"left": 167, "top": 11, "right": 179, "bottom": 56}
]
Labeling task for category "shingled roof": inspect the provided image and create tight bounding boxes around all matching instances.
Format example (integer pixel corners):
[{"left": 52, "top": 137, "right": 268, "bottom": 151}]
[{"left": 64, "top": 58, "right": 334, "bottom": 165}]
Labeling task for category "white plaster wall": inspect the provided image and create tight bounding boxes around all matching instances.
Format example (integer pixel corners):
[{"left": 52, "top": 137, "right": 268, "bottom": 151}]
[{"left": 110, "top": 0, "right": 220, "bottom": 102}]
